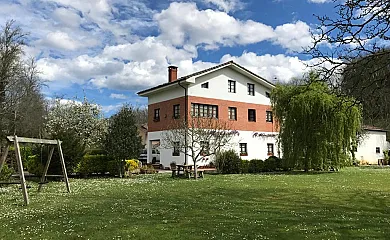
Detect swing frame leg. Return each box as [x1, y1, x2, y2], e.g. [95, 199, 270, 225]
[0, 144, 10, 174]
[14, 136, 29, 205]
[57, 140, 70, 193]
[38, 146, 55, 192]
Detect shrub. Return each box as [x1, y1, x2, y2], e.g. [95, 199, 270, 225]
[240, 160, 250, 173]
[125, 159, 140, 172]
[215, 150, 241, 174]
[248, 159, 264, 173]
[25, 155, 44, 176]
[75, 154, 110, 176]
[140, 165, 158, 174]
[0, 165, 15, 181]
[264, 156, 282, 172]
[107, 160, 121, 176]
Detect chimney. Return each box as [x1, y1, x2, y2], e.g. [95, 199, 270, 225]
[168, 66, 178, 82]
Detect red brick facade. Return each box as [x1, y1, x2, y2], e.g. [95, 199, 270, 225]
[148, 96, 277, 132]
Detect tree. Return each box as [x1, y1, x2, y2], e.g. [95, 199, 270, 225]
[0, 20, 46, 140]
[271, 72, 362, 171]
[161, 116, 236, 179]
[341, 49, 390, 129]
[105, 105, 143, 177]
[308, 1, 390, 93]
[45, 97, 107, 173]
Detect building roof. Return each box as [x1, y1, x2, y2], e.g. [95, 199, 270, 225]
[137, 61, 275, 96]
[363, 125, 387, 132]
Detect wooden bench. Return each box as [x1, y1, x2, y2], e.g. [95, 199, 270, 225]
[187, 169, 205, 179]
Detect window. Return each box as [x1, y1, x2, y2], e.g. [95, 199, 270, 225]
[266, 111, 273, 122]
[173, 142, 180, 156]
[173, 104, 180, 119]
[228, 107, 237, 120]
[154, 108, 160, 121]
[228, 80, 236, 93]
[266, 92, 271, 98]
[191, 103, 218, 118]
[240, 143, 247, 156]
[267, 143, 274, 155]
[376, 147, 380, 153]
[200, 141, 210, 155]
[248, 83, 255, 96]
[201, 82, 209, 88]
[248, 109, 256, 122]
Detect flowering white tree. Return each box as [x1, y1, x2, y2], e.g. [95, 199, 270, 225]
[45, 97, 107, 172]
[46, 97, 107, 148]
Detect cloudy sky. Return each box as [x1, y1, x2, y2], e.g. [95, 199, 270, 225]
[0, 0, 338, 115]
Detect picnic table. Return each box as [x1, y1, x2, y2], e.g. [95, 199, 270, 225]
[176, 164, 192, 176]
[173, 164, 204, 178]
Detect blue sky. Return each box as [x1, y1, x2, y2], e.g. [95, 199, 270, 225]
[0, 0, 338, 115]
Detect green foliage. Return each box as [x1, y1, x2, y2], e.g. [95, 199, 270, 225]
[105, 105, 143, 162]
[75, 154, 111, 176]
[107, 160, 121, 176]
[25, 155, 44, 176]
[264, 157, 278, 172]
[271, 72, 362, 171]
[0, 165, 14, 181]
[240, 160, 250, 173]
[248, 159, 264, 173]
[215, 150, 241, 174]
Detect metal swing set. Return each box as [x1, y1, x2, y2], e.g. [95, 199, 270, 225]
[0, 135, 70, 205]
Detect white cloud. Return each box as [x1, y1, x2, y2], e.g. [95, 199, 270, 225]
[102, 37, 197, 64]
[110, 93, 128, 99]
[155, 2, 313, 52]
[203, 0, 244, 12]
[101, 104, 122, 113]
[273, 21, 313, 52]
[52, 7, 82, 28]
[220, 52, 315, 82]
[37, 31, 88, 51]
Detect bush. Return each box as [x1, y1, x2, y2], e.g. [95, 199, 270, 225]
[249, 159, 264, 173]
[264, 156, 282, 172]
[25, 155, 44, 176]
[75, 154, 110, 176]
[125, 159, 140, 173]
[240, 160, 250, 173]
[140, 165, 158, 174]
[0, 164, 15, 181]
[215, 150, 241, 174]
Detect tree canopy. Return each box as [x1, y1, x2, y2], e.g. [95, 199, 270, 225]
[105, 105, 143, 162]
[271, 72, 362, 171]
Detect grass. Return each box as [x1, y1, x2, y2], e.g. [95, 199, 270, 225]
[1, 167, 390, 239]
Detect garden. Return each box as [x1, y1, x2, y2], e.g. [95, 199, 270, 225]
[1, 167, 390, 239]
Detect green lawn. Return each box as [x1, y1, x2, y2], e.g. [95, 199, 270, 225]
[1, 168, 390, 239]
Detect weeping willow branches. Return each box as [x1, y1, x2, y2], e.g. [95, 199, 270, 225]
[271, 72, 362, 171]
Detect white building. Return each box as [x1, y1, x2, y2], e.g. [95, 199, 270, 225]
[137, 61, 279, 168]
[356, 126, 389, 164]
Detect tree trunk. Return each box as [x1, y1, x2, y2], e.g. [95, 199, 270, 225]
[193, 162, 197, 180]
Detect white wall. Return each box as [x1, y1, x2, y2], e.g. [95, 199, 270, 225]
[148, 85, 186, 105]
[188, 67, 272, 105]
[147, 130, 279, 168]
[356, 130, 389, 164]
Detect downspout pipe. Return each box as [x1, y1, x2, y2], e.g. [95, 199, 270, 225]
[178, 80, 188, 165]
